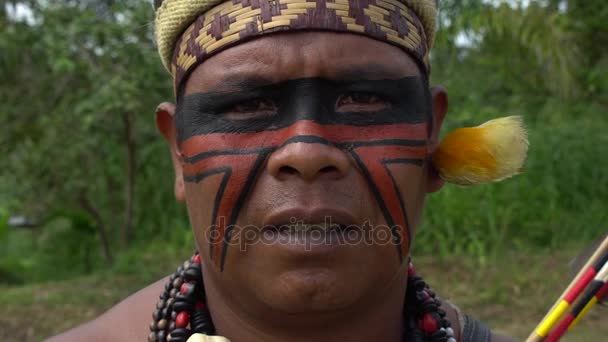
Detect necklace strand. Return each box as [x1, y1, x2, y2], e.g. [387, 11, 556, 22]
[149, 253, 456, 342]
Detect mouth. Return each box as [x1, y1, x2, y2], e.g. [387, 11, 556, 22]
[257, 208, 360, 253]
[274, 222, 344, 234]
[262, 207, 358, 233]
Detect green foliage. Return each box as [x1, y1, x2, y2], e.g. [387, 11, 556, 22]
[2, 1, 184, 280]
[418, 0, 608, 260]
[1, 0, 607, 284]
[416, 110, 608, 260]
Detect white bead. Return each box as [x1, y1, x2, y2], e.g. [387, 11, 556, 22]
[446, 327, 454, 336]
[447, 338, 457, 342]
[187, 333, 231, 342]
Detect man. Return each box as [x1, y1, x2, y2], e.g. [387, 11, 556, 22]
[50, 0, 525, 341]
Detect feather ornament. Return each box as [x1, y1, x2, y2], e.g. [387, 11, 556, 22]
[431, 116, 529, 185]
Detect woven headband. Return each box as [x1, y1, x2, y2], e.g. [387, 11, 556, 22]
[154, 0, 437, 91]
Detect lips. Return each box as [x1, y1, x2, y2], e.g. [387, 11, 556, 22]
[275, 222, 342, 234]
[262, 207, 359, 233]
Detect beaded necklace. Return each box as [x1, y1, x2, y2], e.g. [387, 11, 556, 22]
[149, 253, 456, 342]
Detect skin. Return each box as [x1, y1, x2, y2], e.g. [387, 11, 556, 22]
[48, 32, 516, 342]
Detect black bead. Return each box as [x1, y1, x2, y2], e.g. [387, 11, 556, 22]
[170, 328, 191, 338]
[157, 330, 167, 342]
[176, 293, 195, 304]
[161, 307, 171, 318]
[192, 321, 213, 333]
[183, 283, 198, 297]
[183, 267, 201, 281]
[153, 309, 161, 321]
[422, 302, 439, 312]
[173, 300, 193, 312]
[192, 310, 211, 320]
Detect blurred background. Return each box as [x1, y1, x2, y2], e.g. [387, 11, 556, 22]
[1, 0, 606, 341]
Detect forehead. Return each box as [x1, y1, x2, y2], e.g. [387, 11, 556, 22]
[183, 31, 422, 95]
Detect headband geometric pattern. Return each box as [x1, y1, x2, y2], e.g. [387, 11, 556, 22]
[154, 0, 438, 90]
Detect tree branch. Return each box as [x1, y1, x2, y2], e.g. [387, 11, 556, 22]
[78, 190, 113, 265]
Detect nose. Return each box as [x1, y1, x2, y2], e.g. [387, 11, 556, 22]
[267, 141, 350, 181]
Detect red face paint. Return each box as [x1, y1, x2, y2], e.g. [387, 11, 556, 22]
[176, 77, 431, 269]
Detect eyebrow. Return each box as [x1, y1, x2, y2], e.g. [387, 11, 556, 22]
[200, 63, 412, 94]
[331, 63, 412, 80]
[204, 74, 276, 94]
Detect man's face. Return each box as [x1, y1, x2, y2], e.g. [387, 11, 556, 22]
[159, 32, 446, 317]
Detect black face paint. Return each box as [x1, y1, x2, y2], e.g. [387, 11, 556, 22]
[176, 76, 432, 270]
[176, 77, 430, 140]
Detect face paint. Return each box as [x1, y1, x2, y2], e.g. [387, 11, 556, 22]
[176, 76, 431, 270]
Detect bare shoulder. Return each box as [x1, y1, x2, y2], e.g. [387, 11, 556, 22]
[490, 333, 519, 342]
[46, 276, 168, 342]
[438, 298, 518, 342]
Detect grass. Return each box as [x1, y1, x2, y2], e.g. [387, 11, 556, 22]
[417, 248, 607, 341]
[1, 247, 606, 342]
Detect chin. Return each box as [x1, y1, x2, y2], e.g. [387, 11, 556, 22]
[238, 238, 400, 315]
[258, 267, 360, 314]
[202, 220, 405, 321]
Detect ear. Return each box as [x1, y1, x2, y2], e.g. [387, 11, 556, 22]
[427, 86, 448, 193]
[156, 102, 185, 202]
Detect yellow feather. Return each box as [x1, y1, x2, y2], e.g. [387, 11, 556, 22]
[431, 116, 529, 185]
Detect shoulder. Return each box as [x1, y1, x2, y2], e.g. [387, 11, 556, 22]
[46, 276, 169, 342]
[491, 333, 519, 342]
[440, 299, 518, 342]
[460, 314, 518, 342]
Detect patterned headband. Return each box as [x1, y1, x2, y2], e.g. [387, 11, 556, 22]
[154, 0, 438, 91]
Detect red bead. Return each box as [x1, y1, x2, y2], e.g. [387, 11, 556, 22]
[175, 311, 190, 328]
[408, 263, 416, 277]
[195, 301, 206, 310]
[420, 313, 438, 333]
[180, 283, 190, 295]
[192, 254, 201, 264]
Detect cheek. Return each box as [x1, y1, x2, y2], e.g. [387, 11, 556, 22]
[349, 143, 427, 259]
[385, 162, 427, 235]
[183, 173, 226, 254]
[181, 136, 270, 269]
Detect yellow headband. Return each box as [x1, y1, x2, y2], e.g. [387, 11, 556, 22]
[154, 0, 437, 73]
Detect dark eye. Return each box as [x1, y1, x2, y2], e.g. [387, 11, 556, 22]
[335, 92, 390, 112]
[223, 99, 277, 120]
